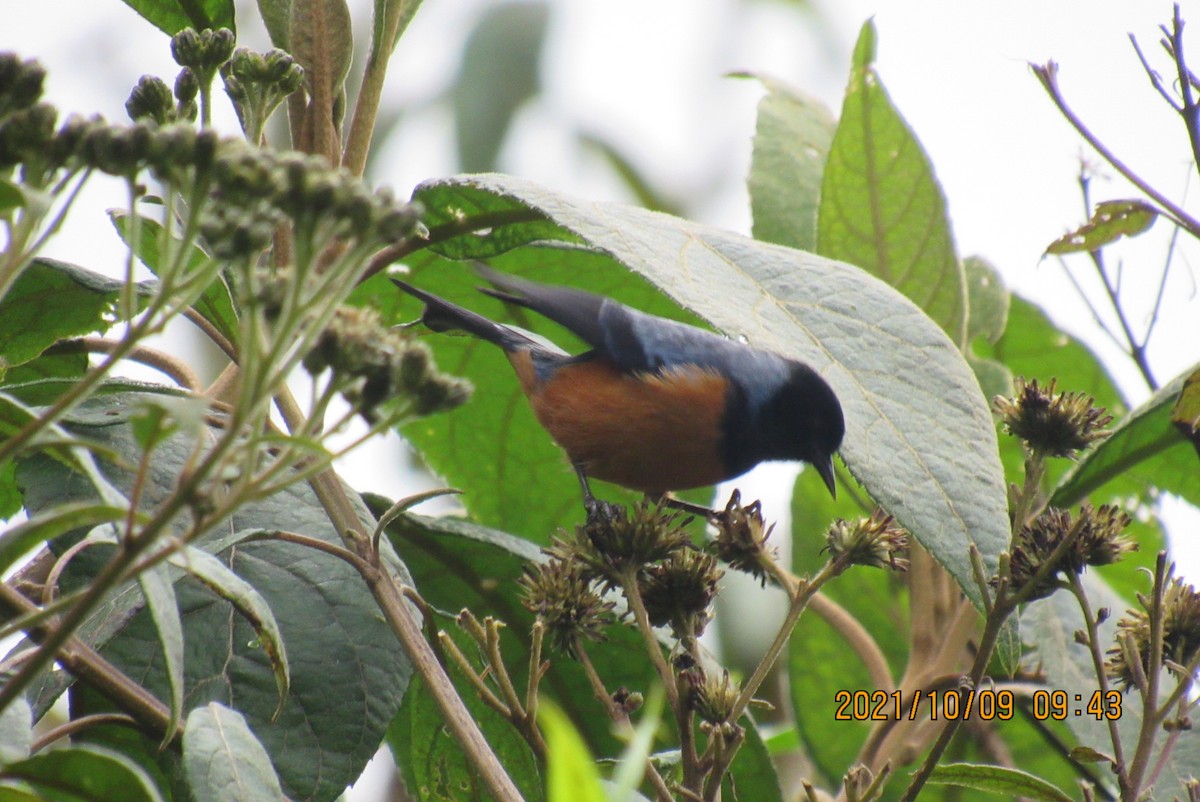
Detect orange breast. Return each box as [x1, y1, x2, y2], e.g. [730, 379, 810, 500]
[509, 353, 731, 495]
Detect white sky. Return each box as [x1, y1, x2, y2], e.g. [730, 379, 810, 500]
[4, 1, 1199, 797]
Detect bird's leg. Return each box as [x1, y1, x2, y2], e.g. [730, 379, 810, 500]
[574, 464, 623, 525]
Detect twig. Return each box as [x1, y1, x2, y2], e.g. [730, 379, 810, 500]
[1032, 61, 1200, 240]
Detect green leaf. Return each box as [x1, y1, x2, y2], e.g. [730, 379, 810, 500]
[409, 174, 1009, 607]
[257, 0, 291, 48]
[389, 660, 544, 802]
[540, 702, 607, 802]
[0, 502, 125, 576]
[0, 258, 133, 378]
[928, 762, 1075, 802]
[109, 210, 239, 347]
[1045, 199, 1157, 255]
[116, 0, 236, 36]
[136, 563, 187, 747]
[168, 544, 291, 720]
[290, 0, 355, 102]
[183, 703, 285, 802]
[1052, 365, 1200, 514]
[372, 0, 424, 55]
[1170, 367, 1200, 455]
[0, 698, 31, 764]
[453, 2, 549, 173]
[817, 20, 967, 346]
[17, 394, 409, 801]
[723, 720, 783, 802]
[743, 72, 836, 252]
[964, 256, 1009, 346]
[0, 743, 166, 802]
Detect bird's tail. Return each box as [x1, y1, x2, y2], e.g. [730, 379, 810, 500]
[391, 277, 534, 352]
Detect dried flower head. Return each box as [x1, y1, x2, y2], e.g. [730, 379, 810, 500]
[640, 549, 723, 637]
[1008, 504, 1136, 601]
[994, 377, 1113, 458]
[560, 500, 692, 588]
[825, 509, 909, 572]
[684, 668, 741, 734]
[519, 557, 615, 654]
[709, 489, 775, 585]
[1106, 577, 1200, 689]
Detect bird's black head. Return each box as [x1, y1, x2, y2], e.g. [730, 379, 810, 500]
[721, 360, 845, 497]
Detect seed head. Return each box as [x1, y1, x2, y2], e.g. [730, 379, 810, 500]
[1106, 577, 1200, 689]
[561, 500, 692, 588]
[709, 489, 776, 585]
[994, 377, 1112, 458]
[1008, 504, 1135, 601]
[519, 557, 615, 654]
[640, 549, 723, 638]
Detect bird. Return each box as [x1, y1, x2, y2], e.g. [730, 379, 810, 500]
[391, 267, 845, 517]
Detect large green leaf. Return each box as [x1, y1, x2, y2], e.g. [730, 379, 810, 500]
[817, 21, 966, 346]
[17, 393, 409, 802]
[0, 743, 165, 802]
[0, 258, 135, 380]
[1052, 365, 1200, 510]
[117, 0, 236, 36]
[407, 174, 1009, 607]
[745, 73, 836, 253]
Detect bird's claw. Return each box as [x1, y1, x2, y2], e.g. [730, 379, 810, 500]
[584, 496, 624, 527]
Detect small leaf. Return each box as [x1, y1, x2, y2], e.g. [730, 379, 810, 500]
[818, 19, 967, 346]
[136, 563, 186, 747]
[109, 210, 239, 347]
[0, 743, 166, 802]
[928, 762, 1075, 802]
[169, 544, 291, 719]
[116, 0, 236, 36]
[1170, 367, 1200, 456]
[1045, 199, 1157, 255]
[743, 72, 836, 253]
[0, 501, 126, 577]
[1068, 745, 1116, 764]
[372, 0, 424, 55]
[964, 256, 1009, 345]
[540, 702, 607, 802]
[183, 703, 285, 802]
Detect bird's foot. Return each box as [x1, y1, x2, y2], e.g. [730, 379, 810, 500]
[583, 496, 625, 527]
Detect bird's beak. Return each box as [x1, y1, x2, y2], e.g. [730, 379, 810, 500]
[814, 455, 837, 499]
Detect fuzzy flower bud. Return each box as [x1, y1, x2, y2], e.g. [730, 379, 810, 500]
[553, 500, 692, 589]
[126, 75, 175, 124]
[825, 509, 910, 572]
[0, 53, 46, 121]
